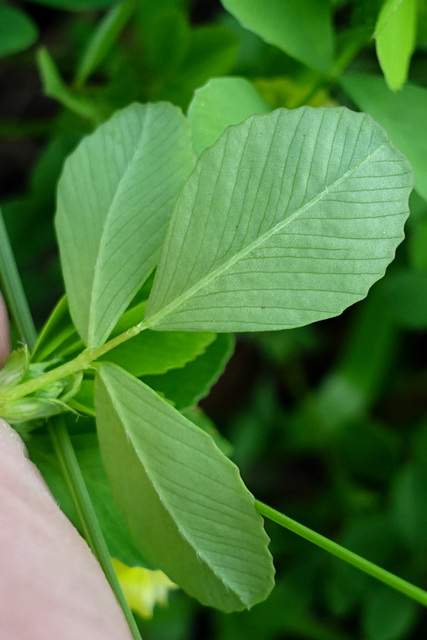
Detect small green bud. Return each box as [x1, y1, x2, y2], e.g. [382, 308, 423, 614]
[0, 396, 72, 424]
[35, 372, 83, 402]
[37, 380, 67, 399]
[26, 359, 61, 379]
[0, 347, 29, 390]
[60, 371, 83, 403]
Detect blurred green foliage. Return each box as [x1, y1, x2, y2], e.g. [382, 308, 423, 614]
[1, 0, 427, 637]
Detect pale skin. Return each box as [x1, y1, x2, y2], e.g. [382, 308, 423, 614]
[0, 292, 133, 640]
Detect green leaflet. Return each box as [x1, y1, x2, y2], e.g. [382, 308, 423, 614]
[55, 102, 195, 348]
[95, 363, 274, 611]
[220, 0, 334, 72]
[144, 107, 413, 332]
[100, 330, 215, 376]
[181, 406, 234, 457]
[188, 77, 272, 156]
[340, 74, 427, 202]
[27, 430, 151, 568]
[0, 6, 38, 58]
[375, 0, 416, 91]
[142, 333, 235, 409]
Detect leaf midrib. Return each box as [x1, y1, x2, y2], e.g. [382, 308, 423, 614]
[101, 368, 259, 605]
[145, 141, 387, 328]
[87, 110, 153, 345]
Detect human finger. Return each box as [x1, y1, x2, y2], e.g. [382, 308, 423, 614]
[0, 418, 134, 640]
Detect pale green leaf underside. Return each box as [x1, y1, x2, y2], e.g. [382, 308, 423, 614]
[144, 107, 413, 332]
[55, 102, 195, 347]
[95, 363, 274, 612]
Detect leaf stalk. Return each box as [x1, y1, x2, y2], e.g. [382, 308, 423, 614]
[0, 321, 149, 405]
[256, 500, 427, 608]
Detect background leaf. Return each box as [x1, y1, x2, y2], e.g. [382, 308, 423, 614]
[375, 0, 417, 91]
[340, 74, 427, 202]
[220, 0, 334, 72]
[142, 333, 235, 409]
[71, 333, 234, 415]
[188, 77, 272, 156]
[325, 514, 399, 617]
[75, 0, 135, 87]
[379, 269, 427, 328]
[145, 107, 412, 332]
[55, 102, 195, 347]
[95, 363, 274, 612]
[32, 296, 76, 362]
[26, 0, 118, 9]
[362, 583, 418, 640]
[100, 329, 215, 376]
[140, 8, 190, 82]
[37, 48, 99, 122]
[391, 463, 427, 552]
[0, 6, 38, 58]
[159, 24, 239, 109]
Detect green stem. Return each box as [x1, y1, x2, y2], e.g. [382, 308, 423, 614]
[48, 417, 141, 639]
[256, 500, 427, 608]
[0, 208, 38, 349]
[0, 211, 141, 638]
[0, 319, 148, 404]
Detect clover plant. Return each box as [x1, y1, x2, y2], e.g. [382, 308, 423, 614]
[0, 92, 422, 632]
[1, 1, 427, 638]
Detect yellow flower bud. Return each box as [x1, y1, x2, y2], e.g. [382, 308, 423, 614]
[112, 559, 178, 619]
